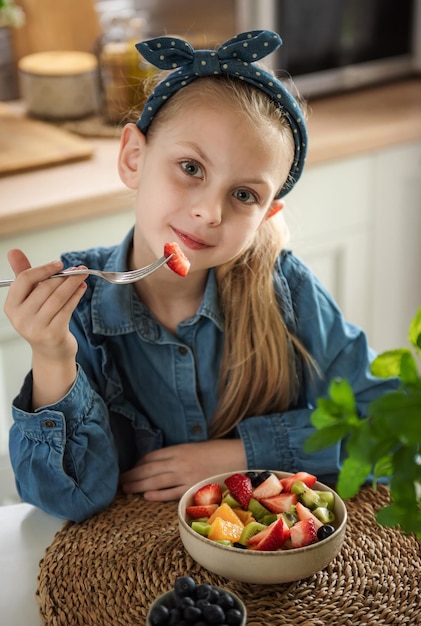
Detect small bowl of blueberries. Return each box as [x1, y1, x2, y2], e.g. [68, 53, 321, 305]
[146, 575, 246, 626]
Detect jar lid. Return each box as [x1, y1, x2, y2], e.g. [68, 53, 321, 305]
[18, 51, 98, 76]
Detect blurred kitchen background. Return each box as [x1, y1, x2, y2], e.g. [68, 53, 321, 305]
[0, 0, 420, 504]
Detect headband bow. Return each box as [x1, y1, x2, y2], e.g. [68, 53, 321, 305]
[136, 30, 308, 197]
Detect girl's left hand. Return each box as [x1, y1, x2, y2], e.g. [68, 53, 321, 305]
[119, 439, 247, 501]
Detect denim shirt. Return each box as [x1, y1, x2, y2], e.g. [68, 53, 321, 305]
[9, 229, 397, 521]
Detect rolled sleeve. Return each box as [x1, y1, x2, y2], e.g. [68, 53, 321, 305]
[9, 366, 119, 521]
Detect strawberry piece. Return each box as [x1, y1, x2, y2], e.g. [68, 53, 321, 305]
[289, 518, 317, 548]
[164, 242, 191, 277]
[295, 502, 324, 531]
[280, 471, 317, 492]
[193, 483, 223, 507]
[224, 473, 253, 509]
[252, 472, 282, 500]
[186, 504, 218, 519]
[254, 517, 291, 551]
[259, 493, 297, 514]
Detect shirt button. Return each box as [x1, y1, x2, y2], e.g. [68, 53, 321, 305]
[43, 419, 56, 429]
[178, 346, 188, 356]
[191, 423, 203, 435]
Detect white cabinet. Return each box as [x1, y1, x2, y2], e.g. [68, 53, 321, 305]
[285, 142, 421, 354]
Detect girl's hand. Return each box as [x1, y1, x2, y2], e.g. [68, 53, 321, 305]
[4, 249, 88, 407]
[119, 439, 247, 501]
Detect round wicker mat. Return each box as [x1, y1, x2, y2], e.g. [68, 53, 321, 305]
[37, 485, 420, 626]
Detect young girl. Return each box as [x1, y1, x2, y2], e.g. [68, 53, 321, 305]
[4, 31, 396, 522]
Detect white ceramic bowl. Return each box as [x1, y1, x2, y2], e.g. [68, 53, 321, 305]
[146, 586, 247, 626]
[178, 470, 347, 584]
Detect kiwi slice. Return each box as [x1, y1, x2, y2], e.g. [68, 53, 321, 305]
[222, 492, 240, 508]
[191, 521, 212, 537]
[238, 521, 267, 546]
[313, 507, 335, 524]
[314, 491, 335, 510]
[247, 498, 271, 521]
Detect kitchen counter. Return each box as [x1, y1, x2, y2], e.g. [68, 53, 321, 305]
[0, 78, 420, 238]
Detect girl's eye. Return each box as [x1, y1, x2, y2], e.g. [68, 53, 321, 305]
[233, 188, 258, 204]
[181, 160, 203, 178]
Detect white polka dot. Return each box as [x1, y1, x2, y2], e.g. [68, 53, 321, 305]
[159, 55, 165, 61]
[243, 42, 249, 47]
[201, 60, 207, 66]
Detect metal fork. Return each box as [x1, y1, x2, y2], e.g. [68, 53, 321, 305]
[0, 254, 173, 287]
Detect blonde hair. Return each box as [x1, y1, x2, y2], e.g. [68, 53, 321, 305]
[139, 74, 313, 438]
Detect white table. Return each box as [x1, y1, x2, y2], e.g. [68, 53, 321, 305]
[0, 503, 63, 626]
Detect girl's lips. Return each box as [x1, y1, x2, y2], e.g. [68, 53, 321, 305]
[172, 228, 212, 251]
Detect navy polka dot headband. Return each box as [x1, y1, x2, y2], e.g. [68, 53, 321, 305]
[135, 30, 308, 198]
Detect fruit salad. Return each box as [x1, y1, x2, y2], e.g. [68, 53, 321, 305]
[164, 242, 191, 277]
[186, 470, 337, 551]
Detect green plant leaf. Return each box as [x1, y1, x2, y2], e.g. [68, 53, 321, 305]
[373, 455, 393, 479]
[369, 391, 421, 444]
[408, 307, 421, 350]
[304, 423, 351, 453]
[310, 403, 342, 429]
[399, 351, 419, 383]
[371, 349, 413, 379]
[336, 457, 372, 499]
[328, 378, 357, 412]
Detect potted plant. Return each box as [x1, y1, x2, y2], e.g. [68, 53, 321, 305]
[0, 0, 25, 28]
[305, 308, 421, 540]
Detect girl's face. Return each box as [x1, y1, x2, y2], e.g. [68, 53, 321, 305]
[120, 91, 291, 275]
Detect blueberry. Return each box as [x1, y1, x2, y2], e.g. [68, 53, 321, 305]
[178, 596, 195, 609]
[317, 524, 336, 541]
[174, 576, 196, 598]
[196, 583, 214, 600]
[245, 471, 261, 487]
[183, 605, 202, 622]
[168, 608, 182, 625]
[232, 542, 247, 549]
[148, 603, 170, 626]
[217, 592, 235, 611]
[202, 603, 225, 624]
[196, 599, 211, 611]
[225, 608, 244, 625]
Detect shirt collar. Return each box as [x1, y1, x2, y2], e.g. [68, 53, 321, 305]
[91, 230, 224, 335]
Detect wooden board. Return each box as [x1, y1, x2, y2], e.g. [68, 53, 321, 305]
[0, 103, 94, 176]
[11, 0, 101, 60]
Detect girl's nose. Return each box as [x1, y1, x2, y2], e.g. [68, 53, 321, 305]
[192, 200, 222, 226]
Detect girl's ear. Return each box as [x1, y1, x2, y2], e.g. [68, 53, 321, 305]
[118, 123, 146, 189]
[266, 199, 285, 219]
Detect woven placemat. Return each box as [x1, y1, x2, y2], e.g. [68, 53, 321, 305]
[37, 485, 420, 626]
